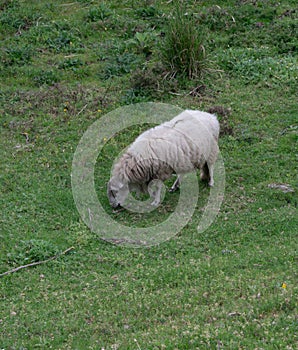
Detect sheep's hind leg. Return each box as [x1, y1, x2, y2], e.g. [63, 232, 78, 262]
[200, 162, 210, 182]
[200, 162, 215, 187]
[208, 163, 214, 187]
[169, 175, 182, 192]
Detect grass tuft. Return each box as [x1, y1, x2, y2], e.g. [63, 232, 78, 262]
[160, 2, 207, 79]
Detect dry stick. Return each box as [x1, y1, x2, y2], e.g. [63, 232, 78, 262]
[77, 103, 88, 116]
[0, 247, 74, 278]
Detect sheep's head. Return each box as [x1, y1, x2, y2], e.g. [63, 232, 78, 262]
[107, 177, 129, 209]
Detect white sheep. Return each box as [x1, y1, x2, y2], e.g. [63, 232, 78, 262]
[107, 110, 220, 209]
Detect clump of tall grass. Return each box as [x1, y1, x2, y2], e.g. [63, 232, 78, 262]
[160, 2, 207, 79]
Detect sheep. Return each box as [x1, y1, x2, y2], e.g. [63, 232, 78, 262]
[107, 110, 220, 209]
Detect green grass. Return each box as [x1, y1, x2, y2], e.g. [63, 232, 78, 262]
[159, 2, 207, 79]
[0, 0, 297, 349]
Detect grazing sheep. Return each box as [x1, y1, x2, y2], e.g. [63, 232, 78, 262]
[107, 110, 220, 209]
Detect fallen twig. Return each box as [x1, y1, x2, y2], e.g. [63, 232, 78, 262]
[21, 132, 30, 143]
[0, 247, 74, 278]
[77, 104, 88, 116]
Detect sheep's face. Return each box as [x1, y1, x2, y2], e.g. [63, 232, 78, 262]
[107, 178, 129, 208]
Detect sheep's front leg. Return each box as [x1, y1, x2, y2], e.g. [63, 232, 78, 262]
[208, 164, 214, 187]
[200, 162, 215, 187]
[148, 180, 163, 207]
[169, 175, 182, 192]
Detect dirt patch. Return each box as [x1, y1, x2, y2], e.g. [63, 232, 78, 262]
[207, 105, 234, 136]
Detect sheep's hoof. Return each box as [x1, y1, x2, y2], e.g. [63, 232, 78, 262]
[169, 186, 179, 193]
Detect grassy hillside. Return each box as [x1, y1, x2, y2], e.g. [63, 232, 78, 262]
[0, 0, 297, 349]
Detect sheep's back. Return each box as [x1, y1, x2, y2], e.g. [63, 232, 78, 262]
[129, 122, 217, 174]
[116, 110, 219, 183]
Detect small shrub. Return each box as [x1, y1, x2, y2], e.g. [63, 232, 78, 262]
[126, 31, 157, 56]
[159, 3, 207, 79]
[87, 4, 113, 22]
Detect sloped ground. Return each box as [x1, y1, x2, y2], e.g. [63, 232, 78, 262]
[0, 0, 297, 349]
